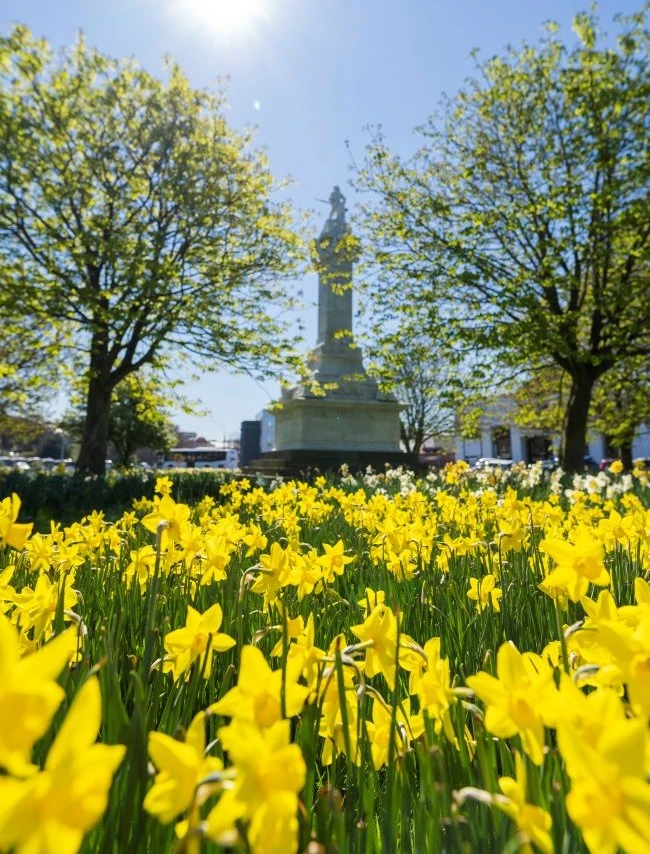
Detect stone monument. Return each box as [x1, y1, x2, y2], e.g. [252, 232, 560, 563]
[269, 187, 404, 466]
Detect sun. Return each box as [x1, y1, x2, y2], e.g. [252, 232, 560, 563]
[168, 0, 270, 40]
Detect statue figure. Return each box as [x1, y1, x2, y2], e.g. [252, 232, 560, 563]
[328, 185, 346, 224]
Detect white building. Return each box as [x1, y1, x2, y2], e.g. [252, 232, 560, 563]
[454, 397, 650, 465]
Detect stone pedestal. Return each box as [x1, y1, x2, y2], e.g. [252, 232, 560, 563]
[263, 186, 405, 469]
[275, 397, 401, 452]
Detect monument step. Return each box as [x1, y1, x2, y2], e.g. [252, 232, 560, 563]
[246, 449, 419, 478]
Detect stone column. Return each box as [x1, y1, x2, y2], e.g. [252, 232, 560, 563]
[309, 188, 365, 385]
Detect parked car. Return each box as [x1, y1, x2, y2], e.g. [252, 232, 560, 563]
[158, 460, 186, 469]
[599, 458, 617, 472]
[473, 457, 513, 470]
[540, 457, 559, 471]
[0, 456, 32, 471]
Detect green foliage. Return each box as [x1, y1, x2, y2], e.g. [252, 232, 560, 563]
[64, 366, 186, 467]
[0, 467, 256, 528]
[364, 328, 462, 453]
[107, 373, 177, 467]
[0, 311, 62, 429]
[356, 7, 650, 472]
[0, 26, 307, 475]
[591, 356, 650, 461]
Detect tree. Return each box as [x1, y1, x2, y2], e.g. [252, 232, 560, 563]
[355, 8, 650, 471]
[0, 26, 305, 475]
[590, 357, 650, 468]
[107, 373, 177, 467]
[0, 311, 61, 439]
[363, 328, 460, 454]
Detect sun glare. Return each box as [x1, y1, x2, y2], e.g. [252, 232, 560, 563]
[168, 0, 270, 40]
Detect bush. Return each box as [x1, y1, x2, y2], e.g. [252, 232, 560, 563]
[0, 468, 248, 528]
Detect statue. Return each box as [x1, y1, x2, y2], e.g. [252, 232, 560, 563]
[328, 185, 346, 224]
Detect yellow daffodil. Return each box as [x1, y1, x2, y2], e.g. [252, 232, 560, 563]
[594, 614, 650, 716]
[0, 564, 16, 614]
[351, 604, 403, 690]
[357, 587, 386, 615]
[0, 494, 33, 551]
[209, 644, 309, 727]
[163, 604, 236, 681]
[0, 676, 125, 854]
[466, 642, 556, 765]
[0, 616, 78, 776]
[144, 711, 225, 849]
[242, 523, 268, 556]
[496, 752, 553, 853]
[141, 495, 191, 542]
[251, 542, 292, 607]
[154, 476, 173, 495]
[123, 545, 157, 591]
[467, 574, 502, 613]
[411, 637, 461, 746]
[366, 697, 424, 769]
[206, 718, 306, 854]
[318, 539, 354, 583]
[540, 528, 609, 602]
[12, 571, 79, 641]
[319, 635, 360, 766]
[198, 534, 233, 585]
[558, 718, 650, 853]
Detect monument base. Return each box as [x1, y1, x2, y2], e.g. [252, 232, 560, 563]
[246, 447, 418, 478]
[274, 397, 402, 452]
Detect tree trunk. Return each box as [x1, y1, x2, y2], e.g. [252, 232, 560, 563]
[76, 326, 114, 476]
[620, 440, 633, 471]
[76, 374, 112, 475]
[561, 370, 596, 473]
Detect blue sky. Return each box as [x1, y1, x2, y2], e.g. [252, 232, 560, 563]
[1, 0, 640, 441]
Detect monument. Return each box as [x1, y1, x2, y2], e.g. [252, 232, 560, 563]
[255, 187, 407, 473]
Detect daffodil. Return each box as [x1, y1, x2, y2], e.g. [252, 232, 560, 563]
[366, 697, 424, 769]
[539, 528, 609, 602]
[144, 711, 226, 850]
[198, 533, 233, 585]
[0, 564, 16, 614]
[466, 642, 556, 765]
[496, 752, 553, 853]
[0, 493, 33, 551]
[123, 545, 157, 591]
[0, 676, 125, 854]
[163, 604, 236, 681]
[12, 571, 79, 641]
[0, 615, 78, 776]
[357, 587, 386, 615]
[467, 574, 502, 613]
[206, 718, 306, 854]
[318, 539, 354, 583]
[594, 614, 650, 716]
[270, 612, 325, 692]
[351, 603, 405, 690]
[457, 752, 552, 854]
[154, 475, 173, 495]
[251, 542, 292, 607]
[319, 635, 360, 766]
[411, 637, 460, 746]
[208, 644, 309, 727]
[242, 523, 268, 556]
[141, 494, 191, 542]
[558, 718, 650, 853]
